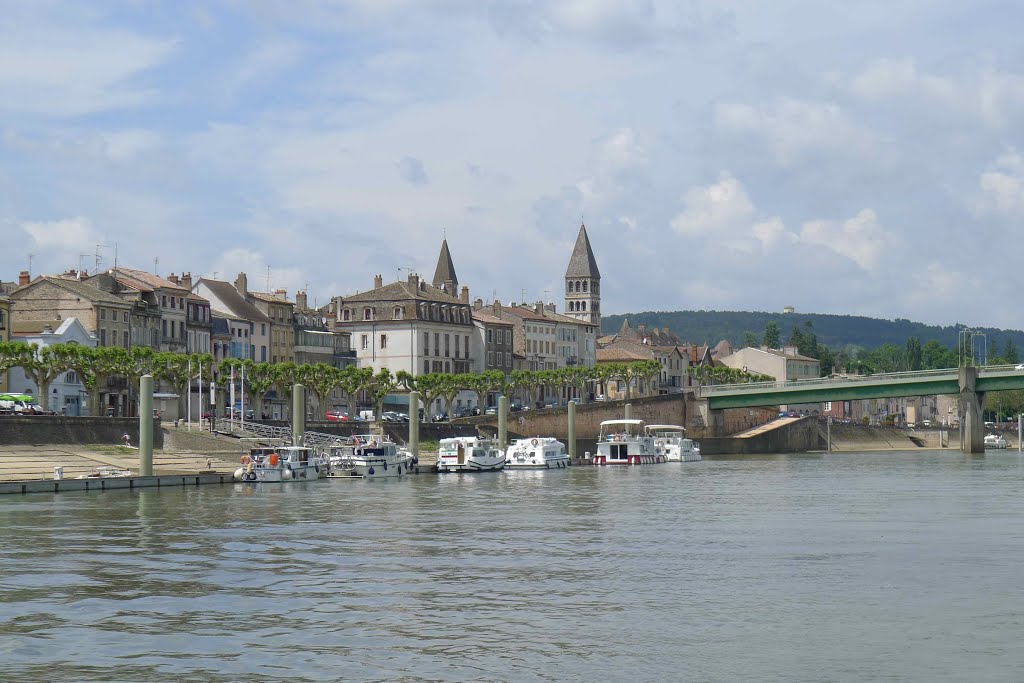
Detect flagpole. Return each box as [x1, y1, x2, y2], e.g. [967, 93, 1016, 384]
[241, 362, 245, 433]
[198, 358, 202, 432]
[230, 364, 235, 431]
[187, 356, 192, 432]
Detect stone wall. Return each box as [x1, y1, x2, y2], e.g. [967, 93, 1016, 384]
[0, 416, 163, 448]
[699, 417, 821, 455]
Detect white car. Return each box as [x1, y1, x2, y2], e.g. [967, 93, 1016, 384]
[1015, 364, 1024, 370]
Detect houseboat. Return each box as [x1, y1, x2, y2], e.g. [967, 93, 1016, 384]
[235, 446, 323, 482]
[436, 436, 505, 472]
[645, 424, 701, 462]
[327, 435, 415, 478]
[985, 433, 1009, 449]
[505, 437, 570, 469]
[594, 419, 666, 465]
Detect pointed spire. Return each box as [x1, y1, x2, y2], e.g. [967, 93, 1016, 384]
[565, 223, 601, 278]
[432, 239, 458, 291]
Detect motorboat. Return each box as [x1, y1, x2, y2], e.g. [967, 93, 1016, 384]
[76, 466, 132, 479]
[505, 437, 570, 469]
[984, 433, 1009, 449]
[645, 424, 701, 462]
[594, 419, 666, 465]
[436, 436, 505, 472]
[234, 446, 322, 482]
[326, 434, 415, 478]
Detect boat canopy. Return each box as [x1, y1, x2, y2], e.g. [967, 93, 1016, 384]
[645, 424, 686, 432]
[599, 419, 645, 427]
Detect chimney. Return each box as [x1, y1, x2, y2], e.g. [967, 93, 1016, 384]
[406, 273, 418, 290]
[296, 291, 308, 310]
[235, 272, 248, 297]
[374, 274, 384, 289]
[460, 286, 469, 304]
[274, 288, 287, 300]
[783, 345, 798, 357]
[534, 301, 543, 314]
[544, 302, 555, 314]
[19, 270, 30, 286]
[167, 273, 179, 285]
[493, 299, 502, 316]
[180, 272, 193, 290]
[473, 298, 483, 310]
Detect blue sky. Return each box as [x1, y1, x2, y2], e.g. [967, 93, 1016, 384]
[4, 1, 1024, 328]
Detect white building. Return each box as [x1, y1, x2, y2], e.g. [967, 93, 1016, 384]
[8, 318, 96, 415]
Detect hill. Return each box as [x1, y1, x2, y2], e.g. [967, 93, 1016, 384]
[601, 310, 1024, 353]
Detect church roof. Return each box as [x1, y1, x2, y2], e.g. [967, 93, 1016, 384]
[565, 223, 601, 279]
[432, 239, 458, 289]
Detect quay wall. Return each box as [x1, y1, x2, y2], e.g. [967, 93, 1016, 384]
[0, 416, 163, 448]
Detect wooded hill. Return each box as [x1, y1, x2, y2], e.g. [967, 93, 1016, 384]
[601, 310, 1024, 353]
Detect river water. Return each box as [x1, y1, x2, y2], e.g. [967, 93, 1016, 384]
[3, 450, 1024, 682]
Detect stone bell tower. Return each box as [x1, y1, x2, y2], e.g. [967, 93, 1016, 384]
[564, 223, 600, 326]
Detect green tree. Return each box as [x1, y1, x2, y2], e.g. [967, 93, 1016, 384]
[742, 331, 758, 348]
[1004, 339, 1020, 365]
[762, 320, 780, 349]
[244, 361, 277, 418]
[905, 337, 923, 371]
[366, 368, 399, 420]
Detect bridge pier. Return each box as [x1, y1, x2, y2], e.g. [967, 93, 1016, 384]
[959, 367, 985, 454]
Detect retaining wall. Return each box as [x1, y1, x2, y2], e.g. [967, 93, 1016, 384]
[0, 416, 163, 448]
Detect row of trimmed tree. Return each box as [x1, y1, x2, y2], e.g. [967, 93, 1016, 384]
[0, 342, 773, 421]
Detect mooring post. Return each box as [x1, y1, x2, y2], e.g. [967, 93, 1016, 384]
[827, 416, 832, 453]
[1018, 413, 1022, 453]
[498, 395, 508, 451]
[139, 374, 154, 476]
[568, 400, 577, 460]
[958, 366, 985, 454]
[292, 383, 306, 446]
[408, 390, 420, 459]
[624, 403, 632, 421]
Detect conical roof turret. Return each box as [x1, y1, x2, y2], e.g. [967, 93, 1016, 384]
[565, 223, 601, 279]
[432, 239, 458, 292]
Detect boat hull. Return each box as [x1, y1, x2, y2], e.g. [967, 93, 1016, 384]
[436, 457, 506, 472]
[593, 454, 666, 465]
[241, 464, 321, 482]
[350, 454, 415, 478]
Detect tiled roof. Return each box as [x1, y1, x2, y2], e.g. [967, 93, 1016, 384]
[15, 276, 132, 306]
[565, 223, 601, 279]
[472, 310, 514, 326]
[109, 267, 189, 293]
[597, 347, 650, 362]
[504, 305, 553, 323]
[341, 280, 463, 304]
[198, 279, 271, 323]
[248, 291, 293, 305]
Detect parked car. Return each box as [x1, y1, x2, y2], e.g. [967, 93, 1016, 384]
[509, 402, 525, 412]
[326, 410, 349, 422]
[594, 394, 606, 402]
[485, 406, 497, 415]
[433, 411, 448, 422]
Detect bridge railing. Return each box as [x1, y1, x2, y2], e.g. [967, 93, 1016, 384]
[698, 367, 963, 396]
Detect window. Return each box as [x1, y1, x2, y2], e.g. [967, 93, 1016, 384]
[444, 361, 450, 373]
[444, 334, 450, 357]
[162, 320, 167, 337]
[343, 309, 350, 322]
[162, 295, 167, 307]
[261, 324, 266, 335]
[170, 297, 176, 309]
[506, 352, 511, 366]
[363, 307, 372, 320]
[583, 281, 588, 292]
[380, 334, 387, 349]
[123, 311, 128, 322]
[361, 334, 369, 350]
[434, 333, 440, 356]
[424, 360, 430, 373]
[488, 351, 494, 366]
[123, 331, 129, 348]
[465, 335, 470, 356]
[424, 332, 430, 355]
[487, 329, 493, 343]
[100, 329, 107, 346]
[393, 306, 403, 320]
[100, 308, 106, 320]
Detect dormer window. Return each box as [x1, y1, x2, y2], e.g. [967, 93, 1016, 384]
[363, 307, 372, 321]
[343, 309, 350, 321]
[393, 306, 403, 320]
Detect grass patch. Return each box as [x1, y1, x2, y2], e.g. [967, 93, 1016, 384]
[86, 445, 137, 455]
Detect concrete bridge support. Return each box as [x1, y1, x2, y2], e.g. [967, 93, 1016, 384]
[959, 367, 985, 454]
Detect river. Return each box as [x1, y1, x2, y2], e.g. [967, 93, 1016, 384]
[2, 450, 1024, 681]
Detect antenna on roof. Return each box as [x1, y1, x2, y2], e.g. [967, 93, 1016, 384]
[28, 253, 34, 279]
[266, 266, 271, 292]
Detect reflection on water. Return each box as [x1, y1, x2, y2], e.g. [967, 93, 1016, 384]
[3, 451, 1024, 681]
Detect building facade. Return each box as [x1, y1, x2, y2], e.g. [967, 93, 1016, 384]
[564, 223, 601, 327]
[8, 318, 96, 415]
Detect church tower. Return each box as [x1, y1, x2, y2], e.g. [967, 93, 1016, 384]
[564, 223, 601, 326]
[432, 239, 458, 296]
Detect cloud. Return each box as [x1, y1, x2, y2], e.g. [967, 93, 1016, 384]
[798, 208, 896, 271]
[21, 217, 101, 252]
[973, 150, 1024, 217]
[396, 156, 429, 185]
[210, 248, 306, 296]
[670, 172, 755, 237]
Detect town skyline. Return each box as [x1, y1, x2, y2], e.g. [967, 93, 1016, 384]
[5, 2, 1024, 328]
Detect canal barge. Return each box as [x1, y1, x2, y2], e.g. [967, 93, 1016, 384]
[235, 446, 322, 482]
[594, 419, 666, 465]
[436, 436, 505, 472]
[505, 437, 570, 469]
[645, 424, 701, 462]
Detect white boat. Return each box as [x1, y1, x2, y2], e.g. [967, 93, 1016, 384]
[327, 434, 415, 478]
[76, 466, 132, 479]
[594, 419, 666, 465]
[645, 424, 701, 462]
[505, 437, 570, 469]
[235, 446, 323, 482]
[436, 436, 505, 472]
[985, 433, 1009, 449]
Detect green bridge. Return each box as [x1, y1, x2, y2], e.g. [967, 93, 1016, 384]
[700, 365, 1024, 453]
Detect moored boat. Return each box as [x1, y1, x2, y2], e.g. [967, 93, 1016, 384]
[594, 419, 666, 465]
[505, 437, 570, 469]
[327, 434, 415, 478]
[985, 433, 1009, 449]
[234, 446, 322, 482]
[436, 436, 505, 472]
[645, 424, 701, 462]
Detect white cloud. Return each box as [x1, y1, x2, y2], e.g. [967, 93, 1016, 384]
[714, 98, 881, 166]
[21, 217, 100, 252]
[670, 172, 755, 236]
[972, 150, 1024, 217]
[798, 208, 896, 271]
[210, 248, 306, 297]
[850, 57, 956, 102]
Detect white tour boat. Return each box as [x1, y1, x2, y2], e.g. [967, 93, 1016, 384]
[594, 419, 666, 465]
[505, 437, 570, 469]
[327, 434, 416, 478]
[436, 436, 505, 472]
[235, 446, 323, 482]
[984, 433, 1009, 449]
[645, 424, 701, 462]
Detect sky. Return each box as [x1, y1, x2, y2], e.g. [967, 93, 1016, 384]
[4, 0, 1024, 329]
